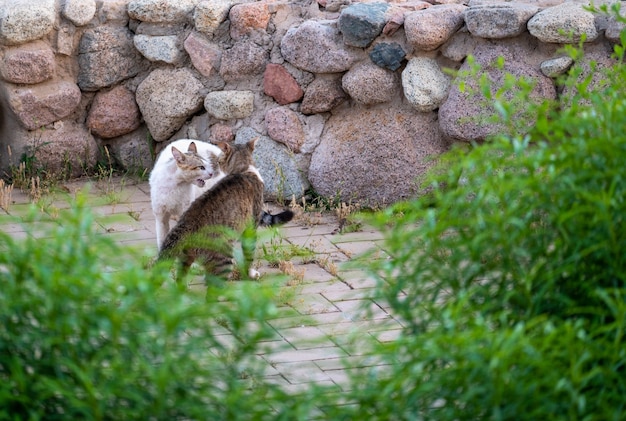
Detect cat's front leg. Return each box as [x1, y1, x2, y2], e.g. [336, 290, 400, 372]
[155, 213, 171, 249]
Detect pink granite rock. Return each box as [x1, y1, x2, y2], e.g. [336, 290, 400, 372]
[263, 64, 304, 105]
[7, 80, 82, 130]
[219, 41, 268, 82]
[301, 76, 347, 115]
[229, 2, 271, 40]
[210, 124, 234, 143]
[87, 86, 141, 139]
[183, 31, 221, 78]
[0, 41, 55, 84]
[309, 103, 447, 206]
[265, 107, 305, 153]
[439, 42, 557, 142]
[342, 61, 398, 105]
[14, 121, 99, 178]
[404, 4, 466, 51]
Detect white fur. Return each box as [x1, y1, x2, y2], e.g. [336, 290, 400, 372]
[246, 165, 264, 183]
[149, 139, 225, 249]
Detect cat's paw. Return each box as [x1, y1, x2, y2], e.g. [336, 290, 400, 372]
[248, 268, 261, 279]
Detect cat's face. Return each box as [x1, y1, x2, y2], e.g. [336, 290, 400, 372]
[171, 144, 215, 187]
[216, 138, 257, 175]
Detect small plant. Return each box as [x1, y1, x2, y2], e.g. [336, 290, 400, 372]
[335, 201, 363, 233]
[278, 260, 305, 286]
[272, 160, 287, 205]
[0, 179, 13, 211]
[260, 232, 316, 267]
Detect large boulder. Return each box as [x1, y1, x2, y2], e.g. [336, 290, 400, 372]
[439, 41, 557, 142]
[309, 104, 447, 206]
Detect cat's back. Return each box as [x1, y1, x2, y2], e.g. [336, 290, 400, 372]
[186, 172, 264, 227]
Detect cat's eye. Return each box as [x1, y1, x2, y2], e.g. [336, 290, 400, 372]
[198, 166, 205, 170]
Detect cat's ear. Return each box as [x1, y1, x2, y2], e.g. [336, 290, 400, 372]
[171, 146, 185, 163]
[216, 142, 231, 154]
[247, 137, 259, 152]
[187, 142, 197, 153]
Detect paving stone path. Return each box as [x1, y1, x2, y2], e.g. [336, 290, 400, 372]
[0, 177, 403, 394]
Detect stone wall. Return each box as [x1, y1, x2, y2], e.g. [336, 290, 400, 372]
[0, 0, 623, 206]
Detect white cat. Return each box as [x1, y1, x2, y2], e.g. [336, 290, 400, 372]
[149, 139, 225, 249]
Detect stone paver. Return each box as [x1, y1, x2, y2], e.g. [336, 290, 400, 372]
[0, 176, 400, 393]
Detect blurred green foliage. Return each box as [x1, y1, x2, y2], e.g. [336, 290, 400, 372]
[1, 8, 625, 420]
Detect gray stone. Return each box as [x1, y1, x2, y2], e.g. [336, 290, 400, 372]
[194, 0, 234, 37]
[439, 42, 557, 142]
[0, 0, 56, 46]
[402, 57, 451, 112]
[281, 20, 363, 73]
[309, 104, 447, 207]
[6, 80, 82, 131]
[404, 4, 467, 51]
[127, 0, 198, 23]
[78, 26, 145, 91]
[135, 22, 183, 36]
[540, 56, 574, 78]
[338, 2, 391, 48]
[265, 107, 305, 153]
[465, 3, 539, 39]
[0, 41, 55, 84]
[369, 42, 406, 71]
[133, 34, 185, 64]
[605, 8, 626, 43]
[441, 29, 477, 61]
[301, 76, 347, 115]
[235, 128, 308, 201]
[104, 126, 154, 172]
[528, 3, 599, 43]
[204, 90, 255, 120]
[219, 41, 268, 81]
[63, 0, 97, 27]
[135, 68, 205, 142]
[99, 0, 131, 24]
[342, 62, 398, 105]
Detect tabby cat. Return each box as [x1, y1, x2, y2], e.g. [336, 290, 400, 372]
[158, 138, 293, 281]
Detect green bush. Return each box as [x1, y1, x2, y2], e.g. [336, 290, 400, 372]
[342, 16, 626, 421]
[0, 194, 298, 420]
